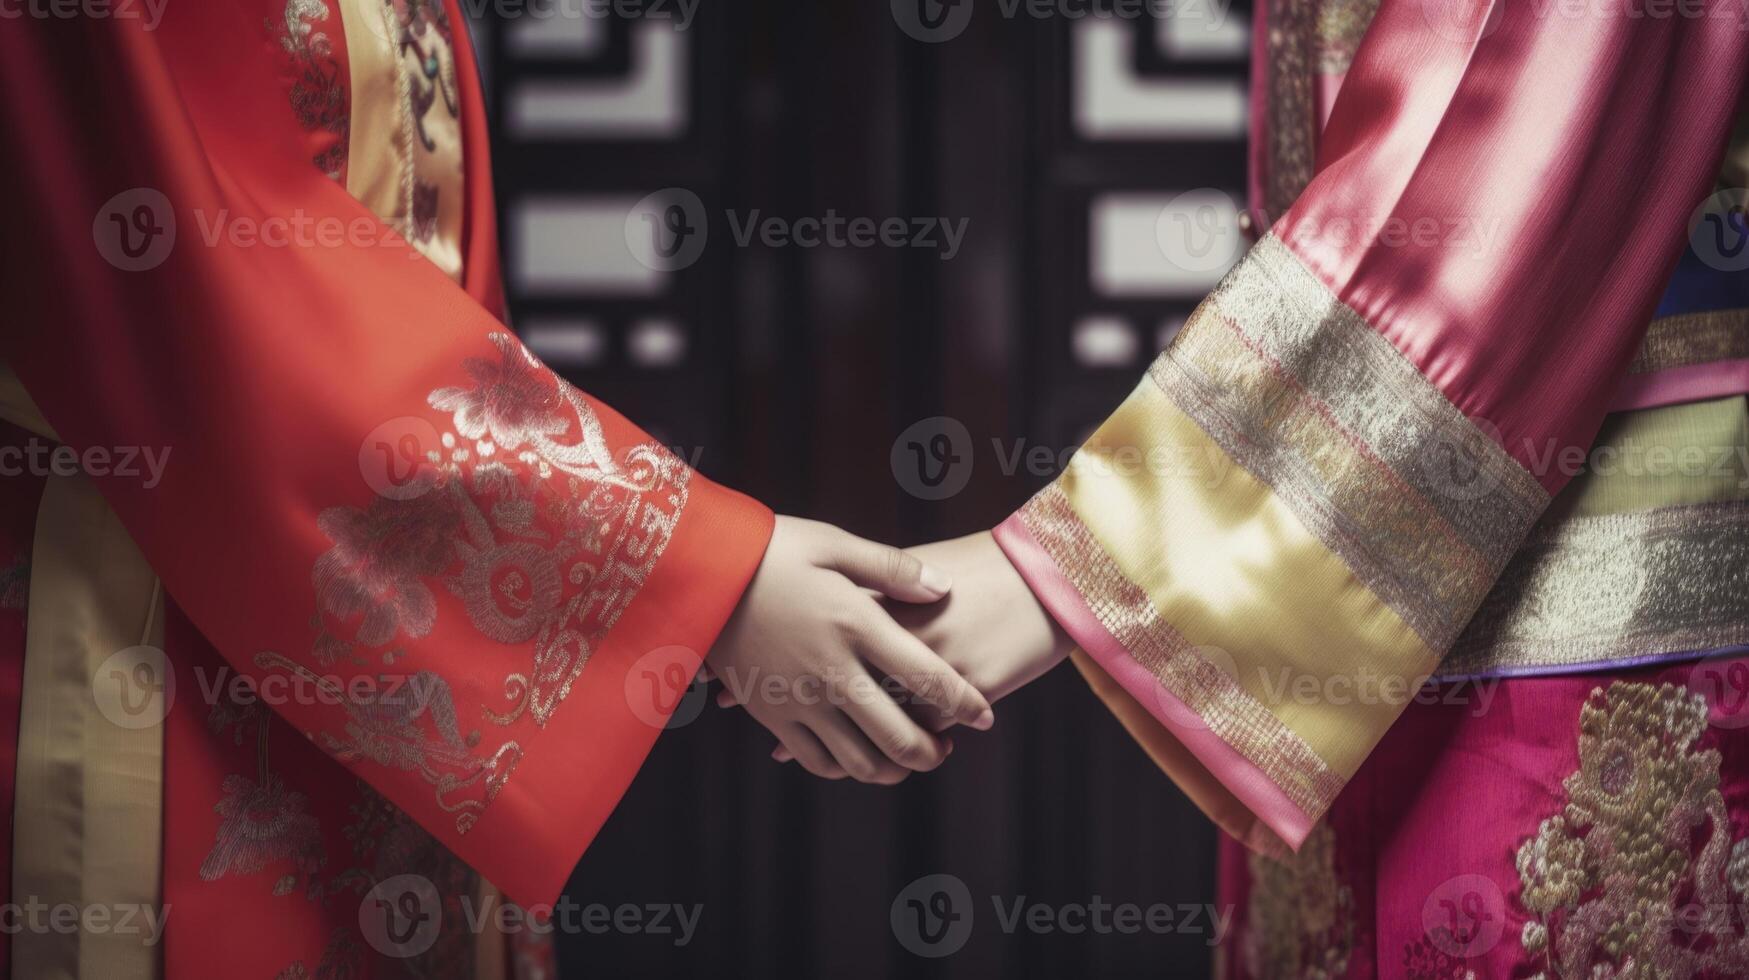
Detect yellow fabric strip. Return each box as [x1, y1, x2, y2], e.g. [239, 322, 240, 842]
[337, 0, 467, 282]
[1562, 395, 1749, 517]
[1057, 377, 1437, 785]
[11, 473, 164, 980]
[0, 372, 164, 980]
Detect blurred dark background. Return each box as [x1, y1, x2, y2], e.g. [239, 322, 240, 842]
[468, 1, 1253, 975]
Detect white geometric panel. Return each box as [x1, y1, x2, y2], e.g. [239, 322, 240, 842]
[1089, 191, 1240, 297]
[509, 21, 688, 138]
[512, 196, 668, 296]
[1073, 20, 1245, 139]
[522, 318, 610, 367]
[1157, 1, 1250, 59]
[627, 317, 688, 367]
[507, 0, 613, 56]
[1072, 315, 1140, 367]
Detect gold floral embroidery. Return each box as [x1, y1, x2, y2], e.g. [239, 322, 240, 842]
[1243, 822, 1355, 979]
[1515, 682, 1749, 979]
[271, 0, 351, 180]
[1400, 937, 1476, 980]
[288, 333, 689, 834]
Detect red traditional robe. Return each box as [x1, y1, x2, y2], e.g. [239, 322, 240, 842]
[0, 2, 773, 977]
[993, 0, 1749, 976]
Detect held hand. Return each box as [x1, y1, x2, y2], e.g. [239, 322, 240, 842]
[889, 531, 1072, 711]
[708, 517, 995, 784]
[760, 530, 1071, 763]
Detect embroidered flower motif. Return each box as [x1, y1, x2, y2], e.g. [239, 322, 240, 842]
[1514, 681, 1749, 979]
[429, 334, 569, 453]
[299, 334, 689, 835]
[270, 0, 350, 180]
[200, 774, 325, 882]
[1244, 822, 1355, 979]
[1400, 936, 1477, 980]
[451, 542, 564, 644]
[313, 490, 464, 648]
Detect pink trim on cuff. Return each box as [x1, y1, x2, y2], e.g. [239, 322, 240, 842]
[1610, 359, 1749, 412]
[992, 513, 1316, 852]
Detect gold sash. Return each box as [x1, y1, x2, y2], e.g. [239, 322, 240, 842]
[0, 366, 165, 980]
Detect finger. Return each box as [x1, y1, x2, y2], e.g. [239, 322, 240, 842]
[822, 529, 951, 603]
[697, 663, 716, 684]
[905, 697, 957, 733]
[716, 687, 738, 709]
[837, 672, 951, 772]
[812, 713, 910, 785]
[857, 614, 994, 730]
[779, 723, 846, 780]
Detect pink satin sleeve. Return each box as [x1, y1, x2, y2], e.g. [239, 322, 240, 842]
[1286, 1, 1749, 492]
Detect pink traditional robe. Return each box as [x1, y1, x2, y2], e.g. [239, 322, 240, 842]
[993, 0, 1749, 975]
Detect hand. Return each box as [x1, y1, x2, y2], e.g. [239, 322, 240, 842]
[708, 517, 995, 784]
[890, 531, 1072, 711]
[765, 530, 1071, 763]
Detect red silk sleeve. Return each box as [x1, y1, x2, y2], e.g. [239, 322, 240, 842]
[0, 8, 773, 906]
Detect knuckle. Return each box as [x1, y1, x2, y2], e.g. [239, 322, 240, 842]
[886, 731, 937, 770]
[911, 670, 949, 706]
[885, 548, 922, 586]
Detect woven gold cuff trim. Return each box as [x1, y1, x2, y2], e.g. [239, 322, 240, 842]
[1019, 484, 1346, 820]
[1629, 309, 1749, 376]
[1150, 234, 1548, 652]
[1443, 498, 1749, 676]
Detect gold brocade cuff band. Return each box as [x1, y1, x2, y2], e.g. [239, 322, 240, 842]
[1000, 234, 1546, 848]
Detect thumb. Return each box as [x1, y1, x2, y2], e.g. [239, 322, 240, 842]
[824, 530, 952, 603]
